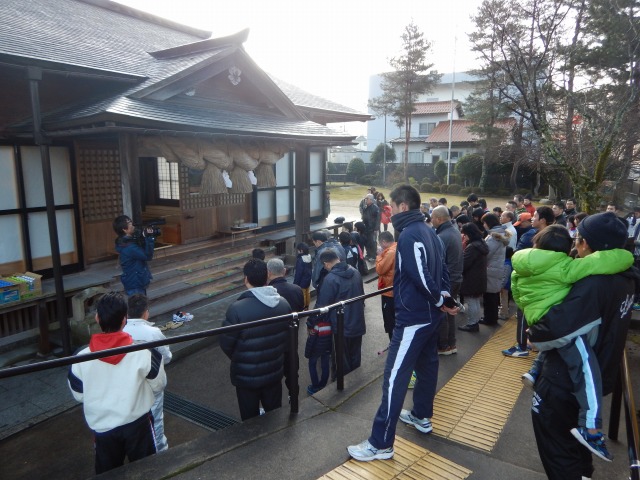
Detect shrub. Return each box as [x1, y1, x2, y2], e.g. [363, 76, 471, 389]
[433, 181, 441, 189]
[346, 157, 365, 182]
[360, 175, 376, 185]
[434, 160, 448, 183]
[439, 184, 448, 193]
[385, 169, 405, 187]
[459, 187, 472, 196]
[496, 189, 511, 196]
[420, 182, 433, 193]
[447, 183, 462, 194]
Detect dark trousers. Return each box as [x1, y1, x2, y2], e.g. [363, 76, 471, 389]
[483, 291, 500, 324]
[94, 412, 156, 475]
[531, 376, 594, 480]
[365, 231, 377, 258]
[309, 351, 330, 389]
[369, 318, 441, 449]
[381, 296, 396, 339]
[516, 309, 527, 349]
[235, 382, 282, 421]
[438, 282, 460, 348]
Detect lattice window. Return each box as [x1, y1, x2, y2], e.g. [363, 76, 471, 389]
[157, 157, 179, 200]
[77, 144, 122, 222]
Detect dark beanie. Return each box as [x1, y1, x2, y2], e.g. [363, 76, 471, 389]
[577, 212, 627, 251]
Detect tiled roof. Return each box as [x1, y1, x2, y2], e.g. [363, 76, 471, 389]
[426, 118, 515, 144]
[42, 96, 353, 140]
[0, 0, 206, 77]
[270, 76, 369, 118]
[0, 0, 361, 140]
[413, 101, 462, 115]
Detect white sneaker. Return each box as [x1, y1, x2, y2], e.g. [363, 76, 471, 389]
[399, 409, 433, 433]
[347, 439, 394, 462]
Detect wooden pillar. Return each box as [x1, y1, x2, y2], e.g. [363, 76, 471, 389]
[119, 133, 140, 223]
[294, 146, 310, 246]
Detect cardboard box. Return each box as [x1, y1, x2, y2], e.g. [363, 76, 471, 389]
[8, 272, 42, 300]
[0, 279, 20, 305]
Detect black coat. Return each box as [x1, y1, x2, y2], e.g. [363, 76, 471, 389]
[220, 288, 291, 389]
[460, 239, 489, 296]
[315, 262, 365, 337]
[269, 277, 304, 313]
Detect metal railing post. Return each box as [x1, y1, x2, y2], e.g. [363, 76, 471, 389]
[288, 312, 299, 414]
[622, 351, 640, 479]
[336, 303, 345, 391]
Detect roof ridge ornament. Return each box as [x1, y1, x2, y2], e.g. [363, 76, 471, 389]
[228, 66, 242, 86]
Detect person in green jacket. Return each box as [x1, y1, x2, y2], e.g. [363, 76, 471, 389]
[512, 221, 633, 461]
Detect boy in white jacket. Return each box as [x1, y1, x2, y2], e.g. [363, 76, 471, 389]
[124, 294, 171, 452]
[68, 292, 166, 474]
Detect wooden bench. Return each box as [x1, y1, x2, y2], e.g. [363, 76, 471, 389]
[218, 226, 261, 246]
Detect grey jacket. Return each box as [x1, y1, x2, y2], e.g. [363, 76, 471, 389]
[485, 225, 510, 293]
[436, 220, 463, 284]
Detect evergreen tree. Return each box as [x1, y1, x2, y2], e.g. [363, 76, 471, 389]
[368, 22, 441, 180]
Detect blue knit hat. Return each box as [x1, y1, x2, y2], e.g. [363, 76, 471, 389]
[577, 212, 627, 251]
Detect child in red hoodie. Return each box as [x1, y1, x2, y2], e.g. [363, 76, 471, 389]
[68, 292, 166, 474]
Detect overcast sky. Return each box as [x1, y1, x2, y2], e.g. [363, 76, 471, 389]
[116, 0, 485, 134]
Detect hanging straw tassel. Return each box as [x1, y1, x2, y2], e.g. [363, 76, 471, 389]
[200, 163, 227, 195]
[229, 166, 253, 193]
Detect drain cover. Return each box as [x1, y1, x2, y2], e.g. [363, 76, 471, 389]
[164, 391, 239, 431]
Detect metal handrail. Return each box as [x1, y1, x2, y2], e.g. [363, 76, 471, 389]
[0, 286, 392, 415]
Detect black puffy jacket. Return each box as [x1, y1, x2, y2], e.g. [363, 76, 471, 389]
[220, 287, 291, 389]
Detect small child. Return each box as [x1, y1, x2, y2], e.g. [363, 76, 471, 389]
[511, 224, 634, 462]
[339, 231, 359, 268]
[293, 242, 312, 310]
[305, 313, 332, 395]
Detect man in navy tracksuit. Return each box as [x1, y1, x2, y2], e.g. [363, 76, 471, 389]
[348, 185, 456, 461]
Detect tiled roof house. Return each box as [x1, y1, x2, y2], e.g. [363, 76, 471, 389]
[0, 0, 370, 278]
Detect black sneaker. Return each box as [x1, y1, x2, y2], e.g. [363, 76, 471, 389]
[458, 323, 479, 332]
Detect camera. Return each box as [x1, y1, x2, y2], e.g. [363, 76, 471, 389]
[132, 218, 165, 246]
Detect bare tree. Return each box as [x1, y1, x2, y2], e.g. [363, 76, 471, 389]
[469, 0, 640, 211]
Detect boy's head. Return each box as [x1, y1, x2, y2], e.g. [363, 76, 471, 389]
[379, 231, 394, 246]
[577, 212, 627, 252]
[96, 292, 128, 333]
[252, 248, 266, 261]
[113, 215, 133, 237]
[532, 224, 573, 255]
[338, 231, 352, 246]
[296, 242, 309, 254]
[243, 258, 268, 288]
[127, 294, 149, 319]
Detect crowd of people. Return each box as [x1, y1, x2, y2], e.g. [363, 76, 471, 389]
[346, 187, 640, 480]
[69, 192, 639, 478]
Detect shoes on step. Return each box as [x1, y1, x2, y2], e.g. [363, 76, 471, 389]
[173, 311, 194, 322]
[570, 427, 613, 462]
[399, 409, 433, 433]
[458, 323, 479, 332]
[438, 345, 457, 355]
[502, 344, 529, 357]
[347, 439, 394, 462]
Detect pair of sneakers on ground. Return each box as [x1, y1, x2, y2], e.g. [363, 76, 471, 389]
[521, 367, 613, 462]
[347, 409, 432, 461]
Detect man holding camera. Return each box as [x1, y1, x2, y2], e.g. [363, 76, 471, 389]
[113, 215, 156, 296]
